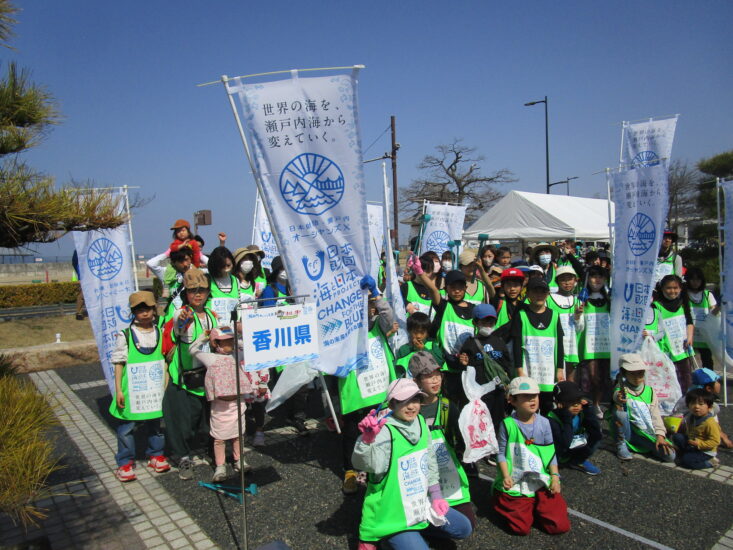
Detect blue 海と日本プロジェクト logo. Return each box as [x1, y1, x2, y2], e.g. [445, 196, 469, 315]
[87, 238, 124, 280]
[627, 213, 656, 256]
[631, 150, 660, 168]
[279, 153, 344, 215]
[425, 230, 450, 252]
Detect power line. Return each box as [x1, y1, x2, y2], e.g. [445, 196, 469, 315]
[362, 125, 390, 156]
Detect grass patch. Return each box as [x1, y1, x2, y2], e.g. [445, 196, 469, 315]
[0, 315, 93, 349]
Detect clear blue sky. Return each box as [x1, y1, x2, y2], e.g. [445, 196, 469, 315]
[14, 0, 733, 258]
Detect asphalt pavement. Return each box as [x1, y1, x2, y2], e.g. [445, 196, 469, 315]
[52, 363, 733, 550]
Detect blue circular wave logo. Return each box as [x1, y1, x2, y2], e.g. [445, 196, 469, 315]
[279, 153, 344, 215]
[87, 238, 124, 280]
[425, 230, 450, 253]
[627, 213, 656, 256]
[632, 150, 659, 168]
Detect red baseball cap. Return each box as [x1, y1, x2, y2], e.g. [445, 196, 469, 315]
[500, 267, 525, 281]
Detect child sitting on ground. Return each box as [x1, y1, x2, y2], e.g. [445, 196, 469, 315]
[189, 326, 252, 482]
[493, 376, 570, 536]
[611, 353, 676, 463]
[688, 368, 733, 448]
[548, 381, 602, 475]
[110, 291, 170, 482]
[672, 388, 721, 469]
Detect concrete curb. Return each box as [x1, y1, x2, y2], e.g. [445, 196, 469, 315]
[2, 339, 98, 372]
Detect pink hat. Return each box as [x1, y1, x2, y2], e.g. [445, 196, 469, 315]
[209, 326, 234, 348]
[387, 378, 426, 403]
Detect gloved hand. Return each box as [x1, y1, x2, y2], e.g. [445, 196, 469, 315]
[358, 409, 387, 444]
[408, 254, 424, 276]
[360, 275, 379, 298]
[428, 484, 449, 515]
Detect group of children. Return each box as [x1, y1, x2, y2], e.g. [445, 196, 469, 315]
[105, 219, 727, 545]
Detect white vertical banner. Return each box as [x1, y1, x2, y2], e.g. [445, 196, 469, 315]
[620, 116, 678, 168]
[610, 164, 669, 375]
[226, 70, 370, 376]
[419, 202, 467, 255]
[252, 193, 279, 270]
[367, 202, 384, 283]
[72, 200, 136, 393]
[722, 180, 733, 360]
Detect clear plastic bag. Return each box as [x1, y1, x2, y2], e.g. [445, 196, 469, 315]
[458, 366, 499, 463]
[639, 336, 682, 416]
[265, 361, 319, 413]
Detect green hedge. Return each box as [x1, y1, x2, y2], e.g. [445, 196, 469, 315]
[0, 282, 80, 308]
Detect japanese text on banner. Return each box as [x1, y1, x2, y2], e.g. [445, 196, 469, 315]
[420, 202, 467, 255]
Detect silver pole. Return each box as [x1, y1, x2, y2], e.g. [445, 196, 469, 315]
[123, 185, 139, 291]
[717, 178, 728, 406]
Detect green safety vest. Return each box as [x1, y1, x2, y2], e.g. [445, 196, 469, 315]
[395, 340, 447, 375]
[404, 281, 433, 317]
[428, 399, 471, 505]
[207, 274, 240, 323]
[547, 410, 588, 463]
[109, 327, 165, 421]
[359, 416, 431, 541]
[610, 384, 666, 453]
[463, 278, 487, 305]
[645, 306, 660, 335]
[657, 302, 691, 362]
[547, 265, 558, 293]
[436, 301, 474, 367]
[519, 308, 560, 391]
[338, 322, 396, 415]
[689, 290, 712, 350]
[580, 300, 610, 360]
[493, 416, 555, 497]
[239, 280, 256, 300]
[495, 299, 513, 331]
[547, 294, 580, 363]
[654, 253, 677, 283]
[169, 308, 217, 396]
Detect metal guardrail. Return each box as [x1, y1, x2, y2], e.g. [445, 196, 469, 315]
[0, 303, 78, 321]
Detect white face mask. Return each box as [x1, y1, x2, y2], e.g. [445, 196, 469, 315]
[478, 326, 494, 337]
[433, 261, 441, 274]
[441, 261, 453, 271]
[240, 260, 254, 274]
[538, 253, 552, 266]
[277, 271, 288, 283]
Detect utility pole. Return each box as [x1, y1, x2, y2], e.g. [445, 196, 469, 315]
[390, 115, 400, 252]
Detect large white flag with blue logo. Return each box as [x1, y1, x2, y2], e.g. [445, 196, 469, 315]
[419, 202, 467, 256]
[73, 211, 136, 393]
[227, 71, 369, 376]
[620, 116, 678, 168]
[252, 193, 279, 271]
[367, 203, 385, 283]
[610, 164, 669, 374]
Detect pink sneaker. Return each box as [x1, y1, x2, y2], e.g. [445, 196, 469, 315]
[147, 455, 171, 473]
[116, 461, 137, 482]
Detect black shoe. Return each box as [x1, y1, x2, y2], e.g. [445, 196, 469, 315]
[288, 417, 308, 434]
[178, 457, 194, 480]
[75, 314, 85, 321]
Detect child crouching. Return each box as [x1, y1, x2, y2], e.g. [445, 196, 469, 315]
[493, 376, 570, 536]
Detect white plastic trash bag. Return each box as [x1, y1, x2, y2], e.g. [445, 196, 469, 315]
[639, 336, 682, 416]
[458, 367, 499, 463]
[266, 361, 319, 413]
[699, 312, 733, 369]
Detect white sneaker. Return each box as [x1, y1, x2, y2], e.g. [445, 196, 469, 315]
[233, 457, 252, 473]
[212, 464, 227, 482]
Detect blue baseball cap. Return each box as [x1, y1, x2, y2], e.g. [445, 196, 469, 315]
[473, 303, 497, 320]
[691, 368, 721, 387]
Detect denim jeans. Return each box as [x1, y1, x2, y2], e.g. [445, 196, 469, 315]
[672, 433, 713, 469]
[115, 419, 164, 467]
[613, 409, 675, 462]
[383, 507, 473, 550]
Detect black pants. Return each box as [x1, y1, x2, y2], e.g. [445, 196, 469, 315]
[695, 347, 713, 369]
[342, 407, 371, 471]
[162, 382, 210, 462]
[443, 371, 468, 409]
[482, 388, 507, 433]
[673, 433, 714, 469]
[245, 401, 267, 435]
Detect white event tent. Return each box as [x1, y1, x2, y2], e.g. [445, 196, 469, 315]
[463, 190, 615, 242]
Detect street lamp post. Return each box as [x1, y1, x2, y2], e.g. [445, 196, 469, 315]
[524, 96, 550, 194]
[549, 176, 579, 195]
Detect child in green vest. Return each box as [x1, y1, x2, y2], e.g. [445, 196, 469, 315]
[353, 378, 472, 549]
[493, 376, 570, 536]
[339, 275, 398, 495]
[408, 352, 475, 527]
[394, 312, 445, 377]
[400, 252, 439, 317]
[547, 266, 584, 383]
[510, 278, 565, 415]
[684, 267, 719, 368]
[655, 229, 683, 285]
[548, 381, 602, 475]
[457, 250, 495, 305]
[654, 274, 695, 393]
[164, 268, 218, 480]
[110, 291, 170, 482]
[492, 267, 526, 338]
[206, 247, 240, 324]
[147, 247, 194, 322]
[530, 242, 560, 292]
[611, 353, 676, 462]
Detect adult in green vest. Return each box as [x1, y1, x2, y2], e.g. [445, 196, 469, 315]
[353, 378, 473, 547]
[654, 274, 694, 393]
[110, 291, 170, 482]
[163, 268, 219, 480]
[530, 242, 561, 293]
[655, 229, 683, 286]
[457, 249, 495, 305]
[610, 353, 676, 462]
[340, 275, 398, 495]
[409, 255, 475, 405]
[233, 245, 269, 302]
[547, 266, 584, 383]
[493, 376, 570, 536]
[511, 278, 565, 415]
[206, 247, 240, 324]
[394, 312, 446, 377]
[684, 267, 719, 368]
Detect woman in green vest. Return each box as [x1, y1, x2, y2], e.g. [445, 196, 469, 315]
[684, 267, 719, 368]
[530, 242, 561, 293]
[578, 265, 611, 415]
[654, 274, 695, 393]
[339, 275, 398, 495]
[206, 247, 240, 324]
[233, 245, 269, 302]
[110, 291, 170, 482]
[163, 267, 218, 481]
[353, 378, 472, 548]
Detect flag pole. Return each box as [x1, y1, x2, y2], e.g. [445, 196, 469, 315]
[122, 185, 139, 291]
[717, 178, 728, 407]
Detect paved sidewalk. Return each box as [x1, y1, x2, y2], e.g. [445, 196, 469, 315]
[0, 369, 219, 550]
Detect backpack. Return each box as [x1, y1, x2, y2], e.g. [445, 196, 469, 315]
[473, 338, 511, 387]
